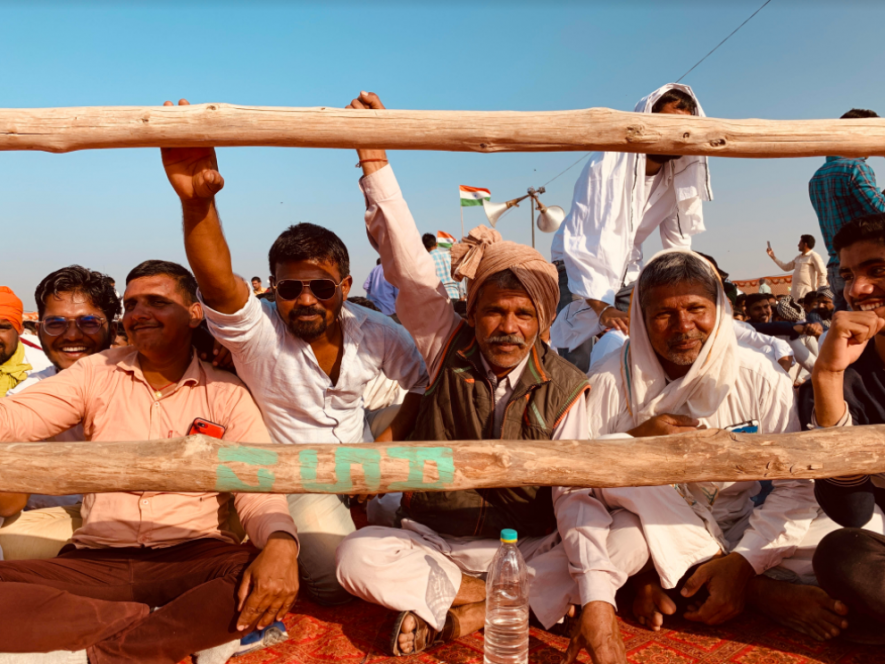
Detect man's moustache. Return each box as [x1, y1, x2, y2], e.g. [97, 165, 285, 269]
[289, 306, 325, 319]
[487, 334, 527, 347]
[666, 333, 706, 349]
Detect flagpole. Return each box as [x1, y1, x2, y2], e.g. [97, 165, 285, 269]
[460, 204, 465, 238]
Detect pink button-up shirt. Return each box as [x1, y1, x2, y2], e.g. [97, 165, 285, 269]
[0, 346, 298, 550]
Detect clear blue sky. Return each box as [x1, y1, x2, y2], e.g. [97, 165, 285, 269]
[3, 1, 884, 309]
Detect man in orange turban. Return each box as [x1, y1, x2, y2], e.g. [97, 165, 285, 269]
[0, 287, 32, 397]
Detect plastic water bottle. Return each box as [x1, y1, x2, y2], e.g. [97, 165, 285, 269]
[484, 528, 529, 664]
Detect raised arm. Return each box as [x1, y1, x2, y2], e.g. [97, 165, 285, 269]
[348, 91, 462, 374]
[766, 246, 795, 272]
[161, 99, 250, 314]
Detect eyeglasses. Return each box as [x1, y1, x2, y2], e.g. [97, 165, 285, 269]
[275, 279, 343, 301]
[41, 315, 107, 336]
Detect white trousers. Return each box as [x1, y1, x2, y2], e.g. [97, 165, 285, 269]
[597, 486, 885, 589]
[336, 511, 649, 631]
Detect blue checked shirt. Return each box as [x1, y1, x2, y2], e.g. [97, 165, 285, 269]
[809, 156, 885, 266]
[429, 247, 463, 300]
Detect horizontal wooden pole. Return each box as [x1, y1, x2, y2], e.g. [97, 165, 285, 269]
[1, 425, 884, 495]
[1, 104, 885, 157]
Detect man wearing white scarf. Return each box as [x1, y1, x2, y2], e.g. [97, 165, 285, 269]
[583, 250, 866, 642]
[550, 84, 713, 363]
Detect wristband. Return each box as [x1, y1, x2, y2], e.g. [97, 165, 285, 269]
[356, 159, 389, 168]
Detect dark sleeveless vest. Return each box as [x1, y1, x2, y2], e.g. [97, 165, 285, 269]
[400, 321, 590, 538]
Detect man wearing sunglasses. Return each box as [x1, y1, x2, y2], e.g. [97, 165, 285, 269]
[161, 99, 429, 607]
[0, 266, 120, 562]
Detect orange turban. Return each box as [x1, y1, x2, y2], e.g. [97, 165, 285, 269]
[451, 226, 559, 329]
[0, 287, 24, 334]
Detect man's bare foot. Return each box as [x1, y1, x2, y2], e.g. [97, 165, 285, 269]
[631, 570, 677, 632]
[748, 576, 849, 641]
[395, 601, 484, 655]
[396, 612, 420, 655]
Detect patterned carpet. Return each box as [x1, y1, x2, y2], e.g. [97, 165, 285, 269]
[189, 598, 881, 664]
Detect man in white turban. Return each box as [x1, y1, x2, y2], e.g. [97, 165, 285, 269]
[583, 249, 869, 642]
[550, 84, 713, 369]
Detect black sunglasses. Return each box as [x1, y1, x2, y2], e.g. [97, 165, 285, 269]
[275, 279, 343, 301]
[41, 315, 107, 336]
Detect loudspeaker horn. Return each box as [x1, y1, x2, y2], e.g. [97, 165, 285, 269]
[535, 201, 565, 233]
[483, 196, 527, 228]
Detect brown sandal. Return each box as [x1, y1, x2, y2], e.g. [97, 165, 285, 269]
[390, 610, 457, 656]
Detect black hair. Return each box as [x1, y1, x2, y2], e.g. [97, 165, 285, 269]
[251, 276, 262, 283]
[800, 234, 816, 249]
[268, 223, 350, 279]
[735, 293, 747, 306]
[745, 293, 771, 309]
[422, 233, 438, 251]
[35, 265, 121, 323]
[126, 260, 198, 304]
[841, 109, 879, 120]
[637, 252, 717, 310]
[652, 88, 697, 115]
[347, 296, 380, 313]
[833, 213, 885, 253]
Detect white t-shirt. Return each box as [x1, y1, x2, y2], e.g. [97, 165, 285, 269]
[201, 295, 429, 445]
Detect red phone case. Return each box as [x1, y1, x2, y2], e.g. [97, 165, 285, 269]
[188, 418, 226, 439]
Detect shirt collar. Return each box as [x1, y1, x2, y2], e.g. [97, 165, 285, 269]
[827, 155, 867, 163]
[116, 347, 203, 399]
[479, 351, 531, 391]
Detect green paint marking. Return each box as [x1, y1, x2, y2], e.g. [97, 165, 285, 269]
[218, 446, 279, 466]
[388, 446, 455, 490]
[215, 445, 279, 492]
[216, 465, 276, 492]
[299, 448, 382, 493]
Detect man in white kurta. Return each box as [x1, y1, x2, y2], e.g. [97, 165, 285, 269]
[583, 249, 868, 642]
[549, 83, 713, 363]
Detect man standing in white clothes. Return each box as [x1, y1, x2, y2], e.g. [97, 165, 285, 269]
[161, 99, 429, 606]
[549, 84, 713, 370]
[767, 234, 827, 300]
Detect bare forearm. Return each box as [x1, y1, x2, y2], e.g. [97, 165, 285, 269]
[811, 369, 847, 427]
[181, 200, 248, 313]
[375, 391, 423, 442]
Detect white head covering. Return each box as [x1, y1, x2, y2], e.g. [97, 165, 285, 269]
[622, 248, 737, 427]
[632, 83, 713, 233]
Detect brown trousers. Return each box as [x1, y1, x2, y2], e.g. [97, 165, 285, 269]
[0, 538, 259, 664]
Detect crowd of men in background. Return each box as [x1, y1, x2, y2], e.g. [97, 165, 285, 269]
[0, 88, 884, 664]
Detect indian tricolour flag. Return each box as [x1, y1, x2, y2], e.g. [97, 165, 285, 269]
[459, 185, 491, 207]
[437, 231, 456, 249]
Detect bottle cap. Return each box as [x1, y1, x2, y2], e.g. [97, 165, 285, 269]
[500, 528, 518, 543]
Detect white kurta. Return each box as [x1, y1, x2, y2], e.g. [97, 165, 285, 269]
[549, 83, 712, 352]
[586, 345, 825, 587]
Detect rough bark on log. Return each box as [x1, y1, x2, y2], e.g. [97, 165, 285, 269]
[1, 104, 885, 157]
[1, 426, 884, 495]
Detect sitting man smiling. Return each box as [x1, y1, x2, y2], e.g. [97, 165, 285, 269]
[0, 260, 300, 664]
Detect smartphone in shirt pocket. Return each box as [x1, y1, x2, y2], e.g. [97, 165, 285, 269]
[188, 418, 227, 439]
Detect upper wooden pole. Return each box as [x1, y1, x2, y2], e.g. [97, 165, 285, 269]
[2, 103, 885, 157]
[1, 425, 884, 495]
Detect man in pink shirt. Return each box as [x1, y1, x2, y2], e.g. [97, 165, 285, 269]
[0, 260, 300, 664]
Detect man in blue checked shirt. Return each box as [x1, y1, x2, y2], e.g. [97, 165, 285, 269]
[809, 108, 885, 311]
[423, 233, 464, 302]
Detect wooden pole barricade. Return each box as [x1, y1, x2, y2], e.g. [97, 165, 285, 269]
[2, 104, 885, 157]
[1, 426, 884, 495]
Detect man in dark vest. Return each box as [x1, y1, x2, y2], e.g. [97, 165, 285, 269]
[335, 93, 623, 664]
